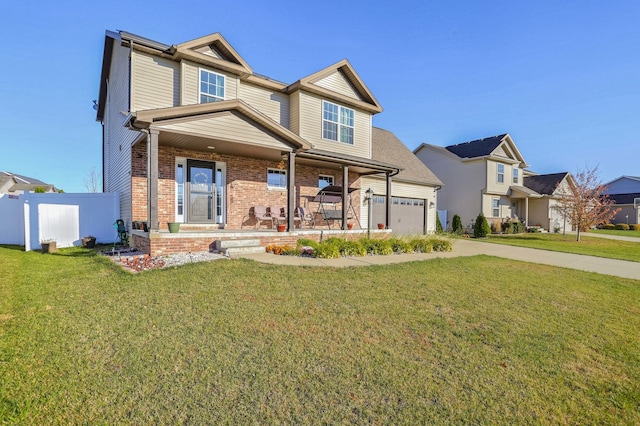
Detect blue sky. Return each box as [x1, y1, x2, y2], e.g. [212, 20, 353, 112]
[1, 1, 638, 192]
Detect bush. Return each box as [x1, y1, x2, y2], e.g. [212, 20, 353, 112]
[615, 223, 630, 230]
[388, 237, 414, 254]
[435, 213, 443, 234]
[360, 238, 393, 255]
[599, 224, 615, 230]
[431, 238, 453, 252]
[451, 214, 463, 235]
[409, 238, 433, 253]
[630, 224, 640, 231]
[502, 221, 524, 234]
[339, 240, 367, 257]
[473, 213, 491, 238]
[313, 244, 340, 258]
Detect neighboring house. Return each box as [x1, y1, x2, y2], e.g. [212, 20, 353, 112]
[522, 172, 575, 232]
[96, 30, 441, 254]
[0, 171, 57, 194]
[414, 134, 537, 229]
[602, 176, 640, 225]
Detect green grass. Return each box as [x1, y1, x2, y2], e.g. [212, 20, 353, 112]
[592, 229, 640, 238]
[1, 246, 639, 424]
[482, 233, 640, 262]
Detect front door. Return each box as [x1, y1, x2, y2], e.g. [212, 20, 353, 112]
[187, 160, 216, 223]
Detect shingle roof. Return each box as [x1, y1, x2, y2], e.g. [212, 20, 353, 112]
[372, 127, 443, 186]
[1, 171, 47, 185]
[608, 193, 640, 205]
[445, 134, 507, 159]
[524, 172, 569, 195]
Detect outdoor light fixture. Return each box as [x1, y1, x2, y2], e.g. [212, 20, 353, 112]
[364, 187, 373, 202]
[365, 188, 373, 238]
[429, 201, 435, 209]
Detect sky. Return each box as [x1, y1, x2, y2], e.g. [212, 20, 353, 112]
[1, 1, 638, 193]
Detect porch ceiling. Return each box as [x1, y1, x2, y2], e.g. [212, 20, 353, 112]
[509, 185, 542, 199]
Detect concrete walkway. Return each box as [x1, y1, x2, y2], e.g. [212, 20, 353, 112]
[237, 239, 640, 280]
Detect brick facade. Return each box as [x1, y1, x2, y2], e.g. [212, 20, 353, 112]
[131, 145, 363, 230]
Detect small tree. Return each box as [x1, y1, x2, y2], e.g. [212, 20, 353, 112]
[84, 167, 102, 193]
[473, 212, 491, 238]
[435, 212, 443, 233]
[452, 214, 463, 235]
[554, 166, 620, 241]
[34, 186, 46, 193]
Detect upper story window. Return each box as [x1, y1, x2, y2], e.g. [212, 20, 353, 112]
[513, 168, 519, 184]
[319, 175, 334, 189]
[267, 168, 287, 189]
[200, 69, 225, 103]
[322, 101, 354, 145]
[497, 163, 505, 183]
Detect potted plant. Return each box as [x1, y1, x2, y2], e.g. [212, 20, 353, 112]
[41, 239, 57, 253]
[81, 235, 96, 248]
[277, 224, 286, 232]
[347, 222, 354, 230]
[167, 222, 181, 233]
[377, 223, 385, 229]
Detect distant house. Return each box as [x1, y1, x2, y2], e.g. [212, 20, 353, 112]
[0, 171, 57, 194]
[414, 134, 539, 229]
[602, 176, 640, 225]
[96, 30, 442, 255]
[522, 172, 575, 232]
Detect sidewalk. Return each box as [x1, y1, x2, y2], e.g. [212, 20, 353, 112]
[236, 239, 640, 280]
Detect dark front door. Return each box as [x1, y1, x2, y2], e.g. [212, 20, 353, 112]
[187, 160, 216, 223]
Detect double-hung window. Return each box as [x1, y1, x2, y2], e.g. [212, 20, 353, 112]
[497, 163, 505, 183]
[267, 168, 286, 189]
[322, 101, 354, 144]
[492, 198, 500, 217]
[200, 69, 225, 103]
[513, 168, 519, 184]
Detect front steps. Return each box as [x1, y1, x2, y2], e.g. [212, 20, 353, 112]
[215, 239, 265, 256]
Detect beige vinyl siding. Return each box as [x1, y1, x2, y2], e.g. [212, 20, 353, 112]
[314, 70, 363, 101]
[486, 160, 511, 194]
[298, 91, 371, 158]
[104, 42, 143, 226]
[289, 91, 300, 134]
[155, 112, 293, 151]
[238, 82, 289, 127]
[492, 145, 508, 158]
[194, 45, 224, 59]
[181, 60, 238, 106]
[131, 51, 179, 111]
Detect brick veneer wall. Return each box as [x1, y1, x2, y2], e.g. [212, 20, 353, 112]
[131, 145, 363, 230]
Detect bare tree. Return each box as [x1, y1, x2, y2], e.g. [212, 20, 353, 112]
[84, 167, 102, 193]
[555, 166, 619, 241]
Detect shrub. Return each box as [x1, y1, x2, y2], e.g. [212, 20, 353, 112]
[435, 213, 443, 234]
[360, 238, 393, 255]
[502, 221, 524, 234]
[388, 237, 413, 254]
[473, 213, 491, 238]
[599, 224, 615, 230]
[431, 238, 453, 252]
[410, 238, 433, 253]
[451, 214, 463, 235]
[313, 244, 340, 259]
[615, 223, 630, 230]
[630, 224, 640, 231]
[339, 240, 367, 257]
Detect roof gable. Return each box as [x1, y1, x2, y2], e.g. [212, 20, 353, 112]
[524, 172, 570, 195]
[287, 59, 382, 113]
[445, 133, 528, 166]
[174, 33, 253, 75]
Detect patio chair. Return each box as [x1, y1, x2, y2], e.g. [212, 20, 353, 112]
[296, 206, 315, 229]
[269, 205, 285, 225]
[253, 206, 273, 229]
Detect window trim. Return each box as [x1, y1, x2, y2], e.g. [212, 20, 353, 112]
[267, 168, 287, 190]
[512, 168, 519, 184]
[497, 163, 505, 184]
[199, 68, 225, 104]
[322, 100, 354, 145]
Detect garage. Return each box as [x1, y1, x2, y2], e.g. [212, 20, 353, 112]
[371, 195, 426, 235]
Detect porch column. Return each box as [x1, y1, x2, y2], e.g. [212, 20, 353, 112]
[342, 165, 349, 230]
[286, 151, 296, 231]
[148, 128, 159, 231]
[525, 196, 529, 227]
[386, 172, 392, 229]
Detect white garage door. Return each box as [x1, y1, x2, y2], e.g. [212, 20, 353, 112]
[372, 195, 426, 235]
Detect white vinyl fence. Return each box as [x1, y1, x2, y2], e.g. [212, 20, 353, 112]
[0, 192, 120, 250]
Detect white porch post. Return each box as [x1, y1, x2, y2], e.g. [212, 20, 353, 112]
[342, 165, 349, 230]
[525, 196, 529, 227]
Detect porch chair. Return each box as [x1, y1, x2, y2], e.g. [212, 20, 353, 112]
[269, 206, 285, 226]
[253, 206, 273, 229]
[296, 206, 315, 229]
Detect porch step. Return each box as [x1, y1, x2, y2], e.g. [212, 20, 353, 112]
[215, 239, 265, 256]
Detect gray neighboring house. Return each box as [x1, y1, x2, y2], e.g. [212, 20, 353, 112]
[0, 171, 57, 194]
[602, 176, 640, 225]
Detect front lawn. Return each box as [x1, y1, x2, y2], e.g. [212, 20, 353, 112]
[591, 228, 640, 238]
[1, 246, 639, 424]
[482, 233, 640, 262]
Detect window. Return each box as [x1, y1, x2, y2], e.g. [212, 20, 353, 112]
[322, 101, 354, 144]
[492, 198, 500, 217]
[267, 169, 286, 189]
[497, 163, 504, 183]
[318, 175, 334, 189]
[513, 168, 519, 184]
[176, 164, 184, 215]
[200, 69, 225, 103]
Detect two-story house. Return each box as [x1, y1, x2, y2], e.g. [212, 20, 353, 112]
[601, 176, 640, 225]
[96, 31, 441, 255]
[522, 172, 575, 232]
[414, 134, 538, 229]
